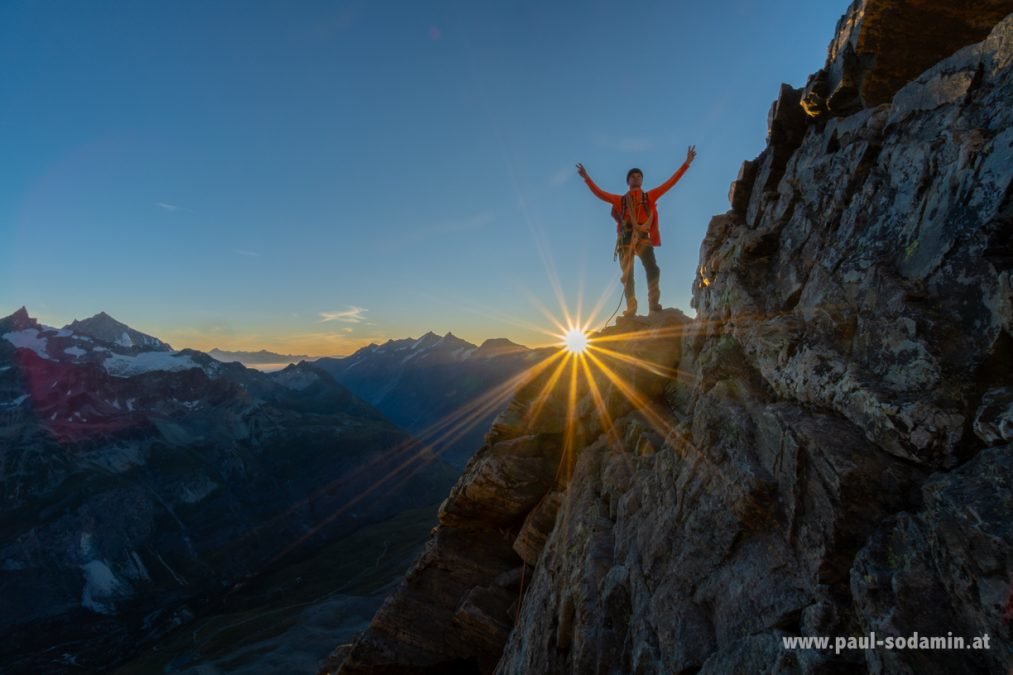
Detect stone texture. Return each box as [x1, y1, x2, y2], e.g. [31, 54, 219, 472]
[802, 0, 1013, 117]
[851, 445, 1013, 675]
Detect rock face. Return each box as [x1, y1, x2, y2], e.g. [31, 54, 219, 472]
[801, 0, 1013, 117]
[326, 8, 1013, 675]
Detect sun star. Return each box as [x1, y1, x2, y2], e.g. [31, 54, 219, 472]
[563, 328, 589, 354]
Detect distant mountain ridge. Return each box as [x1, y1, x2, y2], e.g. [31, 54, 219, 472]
[317, 331, 555, 468]
[0, 307, 457, 673]
[208, 347, 318, 366]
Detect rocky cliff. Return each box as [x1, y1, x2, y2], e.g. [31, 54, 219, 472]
[325, 4, 1013, 674]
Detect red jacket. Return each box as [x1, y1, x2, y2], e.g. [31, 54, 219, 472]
[583, 161, 690, 246]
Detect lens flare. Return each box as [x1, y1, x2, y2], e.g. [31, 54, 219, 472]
[562, 328, 589, 354]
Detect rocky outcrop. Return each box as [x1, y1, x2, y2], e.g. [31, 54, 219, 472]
[326, 311, 692, 675]
[801, 0, 1013, 118]
[326, 8, 1013, 675]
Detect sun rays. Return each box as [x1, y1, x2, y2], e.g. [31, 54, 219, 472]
[216, 242, 716, 575]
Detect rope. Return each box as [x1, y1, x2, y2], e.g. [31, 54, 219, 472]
[601, 287, 624, 332]
[601, 191, 656, 332]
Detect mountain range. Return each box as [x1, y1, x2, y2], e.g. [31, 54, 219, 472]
[0, 307, 460, 673]
[317, 333, 554, 467]
[208, 347, 318, 368]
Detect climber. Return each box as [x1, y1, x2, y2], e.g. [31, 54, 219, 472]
[577, 146, 697, 317]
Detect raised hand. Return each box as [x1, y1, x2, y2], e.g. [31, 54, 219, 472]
[686, 145, 697, 165]
[576, 162, 589, 179]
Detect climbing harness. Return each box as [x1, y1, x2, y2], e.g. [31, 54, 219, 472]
[600, 191, 656, 327]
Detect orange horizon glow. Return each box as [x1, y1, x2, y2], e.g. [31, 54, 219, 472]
[202, 287, 716, 585]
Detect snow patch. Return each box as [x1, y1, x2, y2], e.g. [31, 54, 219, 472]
[63, 346, 87, 357]
[80, 560, 129, 615]
[2, 394, 28, 407]
[2, 329, 51, 359]
[273, 368, 320, 390]
[102, 351, 200, 377]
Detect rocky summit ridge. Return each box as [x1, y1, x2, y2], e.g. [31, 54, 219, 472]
[324, 4, 1013, 674]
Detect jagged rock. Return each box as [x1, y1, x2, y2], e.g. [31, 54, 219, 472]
[975, 386, 1013, 445]
[851, 445, 1013, 675]
[512, 491, 563, 565]
[331, 526, 519, 675]
[452, 586, 516, 669]
[802, 0, 1013, 118]
[439, 435, 561, 528]
[696, 12, 1013, 468]
[728, 159, 759, 215]
[697, 631, 800, 675]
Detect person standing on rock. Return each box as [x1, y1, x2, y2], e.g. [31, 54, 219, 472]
[577, 146, 696, 317]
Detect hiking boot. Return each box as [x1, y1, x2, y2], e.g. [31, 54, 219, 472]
[622, 302, 638, 318]
[649, 303, 664, 313]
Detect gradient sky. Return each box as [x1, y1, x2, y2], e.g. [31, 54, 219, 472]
[1, 0, 848, 355]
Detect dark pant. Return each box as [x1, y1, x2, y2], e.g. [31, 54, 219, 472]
[619, 240, 660, 308]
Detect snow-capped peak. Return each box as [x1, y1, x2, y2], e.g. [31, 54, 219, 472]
[64, 312, 172, 352]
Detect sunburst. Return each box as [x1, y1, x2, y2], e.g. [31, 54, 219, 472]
[562, 327, 589, 354]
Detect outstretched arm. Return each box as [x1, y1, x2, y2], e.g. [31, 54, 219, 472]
[648, 145, 697, 201]
[576, 163, 620, 204]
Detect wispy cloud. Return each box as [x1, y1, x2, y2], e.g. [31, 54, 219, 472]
[319, 306, 368, 324]
[592, 133, 656, 153]
[155, 202, 178, 212]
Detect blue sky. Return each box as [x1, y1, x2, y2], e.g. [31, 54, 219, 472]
[1, 0, 847, 354]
